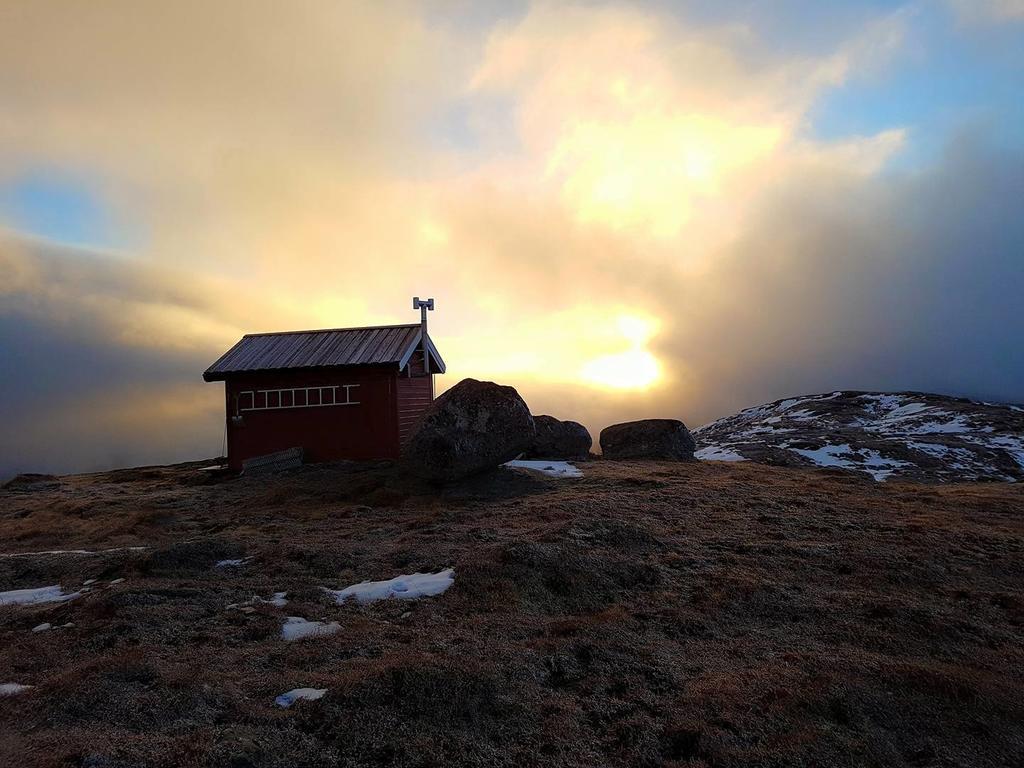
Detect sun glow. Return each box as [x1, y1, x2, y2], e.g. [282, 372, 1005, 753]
[547, 114, 783, 238]
[442, 308, 665, 393]
[580, 348, 661, 390]
[579, 314, 662, 390]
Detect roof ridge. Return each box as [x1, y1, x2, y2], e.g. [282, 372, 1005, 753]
[242, 323, 420, 338]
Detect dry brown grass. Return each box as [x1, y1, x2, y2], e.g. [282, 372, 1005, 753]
[1, 458, 1023, 767]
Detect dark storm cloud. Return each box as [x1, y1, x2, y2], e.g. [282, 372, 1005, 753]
[658, 135, 1024, 424]
[0, 312, 203, 412]
[0, 236, 226, 478]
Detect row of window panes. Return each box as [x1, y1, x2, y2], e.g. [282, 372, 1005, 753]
[238, 385, 359, 411]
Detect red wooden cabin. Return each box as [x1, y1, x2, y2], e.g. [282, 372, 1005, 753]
[203, 322, 444, 471]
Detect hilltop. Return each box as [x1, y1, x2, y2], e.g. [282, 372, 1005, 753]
[2, 457, 1023, 767]
[694, 391, 1024, 483]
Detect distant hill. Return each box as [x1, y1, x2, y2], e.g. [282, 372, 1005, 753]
[694, 391, 1024, 482]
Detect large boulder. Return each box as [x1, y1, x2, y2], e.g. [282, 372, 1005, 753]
[403, 378, 536, 482]
[599, 419, 696, 460]
[528, 415, 592, 460]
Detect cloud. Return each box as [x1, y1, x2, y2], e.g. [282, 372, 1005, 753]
[0, 234, 228, 476]
[463, 2, 908, 260]
[652, 134, 1024, 421]
[0, 1, 1021, 476]
[949, 0, 1024, 24]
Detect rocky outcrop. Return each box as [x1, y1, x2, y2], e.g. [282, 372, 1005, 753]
[600, 419, 696, 460]
[403, 378, 536, 483]
[528, 415, 592, 460]
[1, 474, 61, 493]
[692, 390, 1024, 483]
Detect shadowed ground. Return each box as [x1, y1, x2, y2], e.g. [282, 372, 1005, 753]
[1, 459, 1022, 767]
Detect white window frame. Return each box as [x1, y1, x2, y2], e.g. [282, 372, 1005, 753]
[238, 384, 360, 412]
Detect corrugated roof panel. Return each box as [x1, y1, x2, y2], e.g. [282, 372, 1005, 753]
[203, 324, 444, 380]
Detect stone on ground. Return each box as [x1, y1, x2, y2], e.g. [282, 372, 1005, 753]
[528, 415, 592, 460]
[403, 378, 536, 482]
[600, 419, 696, 461]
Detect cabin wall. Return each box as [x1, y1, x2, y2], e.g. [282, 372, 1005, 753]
[223, 366, 399, 471]
[396, 373, 434, 446]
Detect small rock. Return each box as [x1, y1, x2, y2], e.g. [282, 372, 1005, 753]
[83, 579, 97, 586]
[108, 578, 125, 585]
[528, 415, 592, 460]
[400, 611, 412, 619]
[32, 623, 52, 633]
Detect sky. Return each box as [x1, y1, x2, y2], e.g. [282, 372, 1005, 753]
[1, 0, 1023, 477]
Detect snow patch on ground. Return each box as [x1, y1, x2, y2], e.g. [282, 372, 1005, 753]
[855, 449, 913, 482]
[908, 442, 978, 464]
[0, 585, 81, 606]
[215, 557, 253, 568]
[792, 444, 910, 482]
[0, 683, 33, 696]
[774, 392, 841, 412]
[275, 687, 327, 707]
[902, 417, 973, 435]
[695, 446, 747, 462]
[908, 441, 952, 458]
[503, 460, 583, 478]
[326, 569, 455, 604]
[988, 436, 1024, 469]
[784, 409, 817, 421]
[878, 402, 930, 422]
[281, 617, 340, 642]
[792, 444, 857, 468]
[775, 398, 804, 412]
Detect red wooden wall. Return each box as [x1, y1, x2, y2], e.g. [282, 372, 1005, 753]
[396, 350, 434, 447]
[397, 375, 433, 446]
[223, 366, 400, 471]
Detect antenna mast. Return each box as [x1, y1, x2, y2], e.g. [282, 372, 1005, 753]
[412, 297, 434, 375]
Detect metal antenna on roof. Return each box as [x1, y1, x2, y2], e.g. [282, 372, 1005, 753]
[412, 297, 434, 375]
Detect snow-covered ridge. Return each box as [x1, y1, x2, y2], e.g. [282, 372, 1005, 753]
[694, 391, 1024, 483]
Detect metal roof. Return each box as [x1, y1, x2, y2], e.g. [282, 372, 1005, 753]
[203, 324, 446, 381]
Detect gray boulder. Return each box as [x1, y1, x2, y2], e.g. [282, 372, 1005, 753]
[599, 419, 696, 460]
[528, 415, 592, 460]
[403, 378, 536, 482]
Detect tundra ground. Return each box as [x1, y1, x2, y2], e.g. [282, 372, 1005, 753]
[1, 459, 1023, 767]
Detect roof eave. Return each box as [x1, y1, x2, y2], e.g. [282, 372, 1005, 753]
[426, 334, 446, 373]
[203, 360, 403, 381]
[398, 331, 446, 373]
